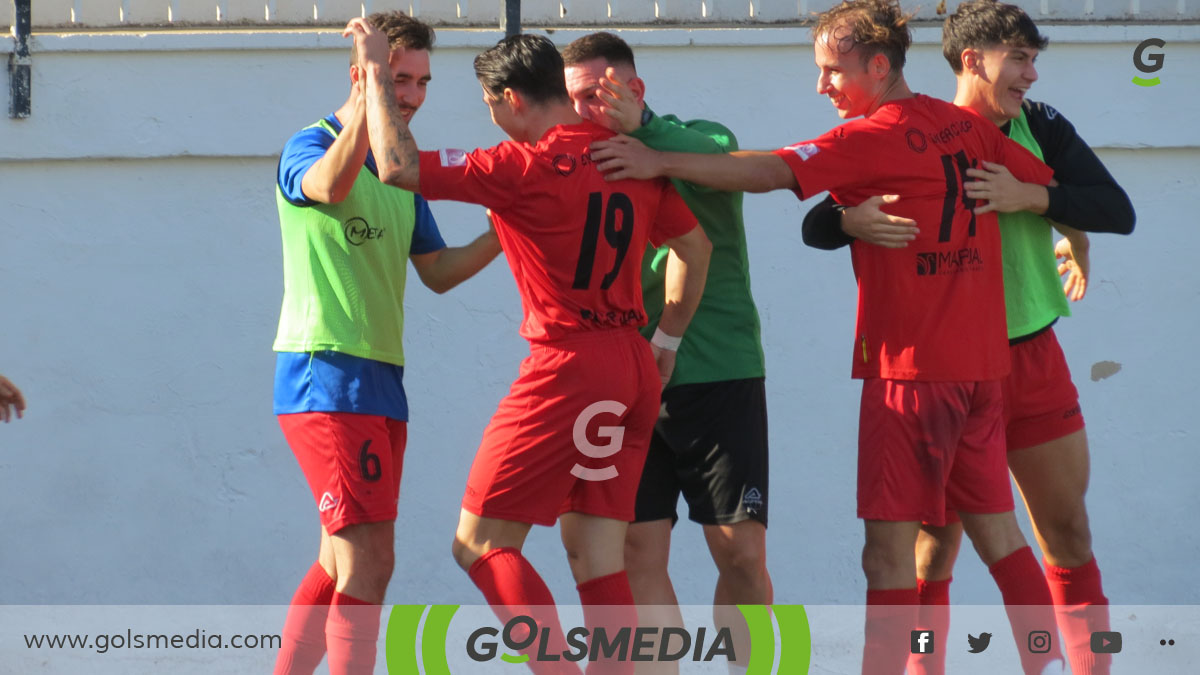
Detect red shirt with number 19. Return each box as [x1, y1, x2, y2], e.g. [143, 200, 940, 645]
[418, 121, 697, 343]
[774, 94, 1055, 382]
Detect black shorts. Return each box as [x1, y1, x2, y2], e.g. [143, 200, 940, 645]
[633, 377, 769, 527]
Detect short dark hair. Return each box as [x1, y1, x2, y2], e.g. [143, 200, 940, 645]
[562, 31, 636, 70]
[474, 34, 570, 106]
[813, 0, 912, 73]
[942, 0, 1049, 73]
[351, 11, 435, 67]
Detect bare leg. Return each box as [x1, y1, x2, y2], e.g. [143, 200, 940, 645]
[624, 520, 682, 675]
[1009, 429, 1109, 675]
[704, 521, 771, 671]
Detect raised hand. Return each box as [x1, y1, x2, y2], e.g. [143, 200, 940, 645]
[596, 67, 643, 134]
[342, 17, 392, 72]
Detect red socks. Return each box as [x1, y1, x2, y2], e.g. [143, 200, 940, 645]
[989, 547, 1063, 674]
[862, 588, 919, 675]
[469, 547, 579, 675]
[577, 571, 637, 675]
[274, 562, 336, 675]
[1046, 557, 1111, 675]
[326, 592, 382, 675]
[907, 577, 951, 675]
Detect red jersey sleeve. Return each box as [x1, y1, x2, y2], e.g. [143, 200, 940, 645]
[647, 181, 699, 247]
[771, 123, 870, 200]
[418, 144, 526, 211]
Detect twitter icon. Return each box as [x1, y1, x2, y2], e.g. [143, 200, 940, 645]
[967, 633, 992, 653]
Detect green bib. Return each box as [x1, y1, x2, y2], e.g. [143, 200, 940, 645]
[1000, 111, 1071, 339]
[273, 119, 417, 365]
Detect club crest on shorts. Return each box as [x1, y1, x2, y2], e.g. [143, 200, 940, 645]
[318, 492, 340, 512]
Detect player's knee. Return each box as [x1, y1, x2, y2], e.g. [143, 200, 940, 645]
[451, 536, 479, 572]
[1041, 511, 1094, 562]
[861, 543, 908, 581]
[964, 517, 1028, 566]
[916, 531, 962, 579]
[624, 535, 669, 575]
[712, 543, 767, 584]
[352, 544, 394, 580]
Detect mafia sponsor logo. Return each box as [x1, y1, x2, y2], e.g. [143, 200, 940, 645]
[915, 247, 984, 276]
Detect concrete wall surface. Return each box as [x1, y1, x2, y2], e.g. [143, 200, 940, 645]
[14, 0, 1200, 29]
[1, 24, 1197, 607]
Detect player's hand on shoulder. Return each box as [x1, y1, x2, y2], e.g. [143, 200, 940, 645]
[590, 135, 662, 181]
[966, 161, 1041, 215]
[842, 195, 918, 249]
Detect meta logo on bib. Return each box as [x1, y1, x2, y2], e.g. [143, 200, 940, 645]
[571, 401, 627, 481]
[1132, 38, 1166, 87]
[344, 217, 384, 246]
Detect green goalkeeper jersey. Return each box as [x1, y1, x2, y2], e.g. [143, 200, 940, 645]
[632, 107, 765, 387]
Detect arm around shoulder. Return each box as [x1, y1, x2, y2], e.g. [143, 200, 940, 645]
[1027, 101, 1136, 235]
[660, 150, 795, 194]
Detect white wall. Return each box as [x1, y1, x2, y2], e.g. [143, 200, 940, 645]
[1, 24, 1197, 607]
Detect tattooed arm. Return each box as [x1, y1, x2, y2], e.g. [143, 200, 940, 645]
[343, 18, 421, 192]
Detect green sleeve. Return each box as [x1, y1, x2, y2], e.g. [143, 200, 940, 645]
[629, 107, 737, 154]
[629, 107, 737, 193]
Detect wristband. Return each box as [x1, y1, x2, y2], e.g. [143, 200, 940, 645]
[651, 327, 682, 351]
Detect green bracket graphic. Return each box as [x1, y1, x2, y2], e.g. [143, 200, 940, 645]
[421, 605, 459, 675]
[774, 604, 812, 674]
[386, 604, 459, 675]
[1132, 76, 1161, 87]
[739, 604, 812, 675]
[384, 605, 427, 675]
[740, 604, 776, 674]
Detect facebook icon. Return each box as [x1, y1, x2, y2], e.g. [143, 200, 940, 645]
[911, 631, 936, 654]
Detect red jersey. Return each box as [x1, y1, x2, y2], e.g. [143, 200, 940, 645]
[774, 95, 1054, 382]
[419, 122, 697, 343]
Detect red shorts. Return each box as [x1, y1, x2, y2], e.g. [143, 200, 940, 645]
[1002, 327, 1085, 451]
[463, 329, 660, 526]
[279, 412, 407, 534]
[857, 378, 1014, 526]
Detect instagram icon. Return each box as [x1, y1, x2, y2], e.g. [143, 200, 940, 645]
[1028, 631, 1052, 654]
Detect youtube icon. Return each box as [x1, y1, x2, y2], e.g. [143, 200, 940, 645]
[1091, 631, 1122, 654]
